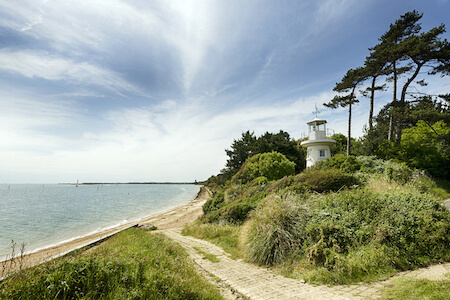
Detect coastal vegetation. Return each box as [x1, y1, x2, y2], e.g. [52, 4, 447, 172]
[0, 229, 223, 299]
[187, 155, 450, 285]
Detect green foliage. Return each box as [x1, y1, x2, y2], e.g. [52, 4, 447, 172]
[224, 130, 257, 175]
[240, 194, 310, 266]
[222, 130, 305, 177]
[203, 191, 225, 215]
[329, 133, 347, 155]
[239, 187, 450, 284]
[304, 190, 450, 278]
[316, 154, 361, 173]
[400, 120, 450, 178]
[232, 151, 296, 184]
[299, 169, 359, 193]
[0, 229, 224, 299]
[201, 182, 268, 224]
[356, 155, 386, 173]
[383, 161, 412, 183]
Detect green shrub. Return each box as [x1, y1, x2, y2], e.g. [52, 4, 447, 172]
[250, 176, 269, 186]
[383, 161, 413, 183]
[356, 156, 386, 173]
[232, 151, 296, 184]
[316, 154, 361, 173]
[274, 188, 450, 284]
[300, 169, 358, 192]
[305, 190, 450, 273]
[302, 244, 396, 284]
[203, 191, 225, 214]
[240, 194, 310, 266]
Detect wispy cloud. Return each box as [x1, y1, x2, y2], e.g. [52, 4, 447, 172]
[0, 50, 140, 95]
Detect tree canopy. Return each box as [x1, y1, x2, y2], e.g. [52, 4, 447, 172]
[223, 130, 305, 176]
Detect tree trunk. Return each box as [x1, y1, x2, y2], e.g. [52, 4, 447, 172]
[388, 61, 397, 141]
[369, 76, 376, 131]
[396, 61, 424, 144]
[347, 102, 352, 156]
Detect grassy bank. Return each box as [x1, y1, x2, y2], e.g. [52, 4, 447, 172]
[0, 229, 223, 299]
[189, 156, 450, 285]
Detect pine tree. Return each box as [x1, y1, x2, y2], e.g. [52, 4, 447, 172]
[324, 67, 365, 156]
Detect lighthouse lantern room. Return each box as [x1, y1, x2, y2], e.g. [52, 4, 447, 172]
[300, 117, 336, 168]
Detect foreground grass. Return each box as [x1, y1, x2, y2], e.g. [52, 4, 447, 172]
[182, 222, 241, 259]
[382, 277, 450, 300]
[0, 229, 224, 300]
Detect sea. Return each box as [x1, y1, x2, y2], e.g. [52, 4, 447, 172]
[0, 183, 200, 261]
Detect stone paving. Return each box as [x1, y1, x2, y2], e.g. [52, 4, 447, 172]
[162, 227, 450, 300]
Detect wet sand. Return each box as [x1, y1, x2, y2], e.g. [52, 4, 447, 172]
[1, 186, 210, 276]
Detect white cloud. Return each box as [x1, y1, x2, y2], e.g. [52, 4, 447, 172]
[0, 50, 139, 95]
[0, 89, 339, 183]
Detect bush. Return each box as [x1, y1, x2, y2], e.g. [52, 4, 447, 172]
[203, 191, 225, 215]
[300, 169, 358, 192]
[316, 154, 361, 173]
[273, 188, 450, 284]
[240, 194, 310, 266]
[383, 161, 412, 183]
[232, 151, 296, 184]
[356, 156, 386, 173]
[305, 189, 450, 274]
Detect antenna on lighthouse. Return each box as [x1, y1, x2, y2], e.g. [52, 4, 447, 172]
[313, 104, 320, 118]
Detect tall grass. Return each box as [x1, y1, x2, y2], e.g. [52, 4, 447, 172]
[182, 222, 241, 259]
[0, 229, 224, 299]
[239, 193, 309, 266]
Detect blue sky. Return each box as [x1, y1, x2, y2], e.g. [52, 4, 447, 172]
[1, 0, 449, 183]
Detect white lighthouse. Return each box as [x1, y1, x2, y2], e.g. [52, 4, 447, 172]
[301, 117, 336, 168]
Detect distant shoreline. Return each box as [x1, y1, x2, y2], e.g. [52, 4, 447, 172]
[62, 182, 200, 186]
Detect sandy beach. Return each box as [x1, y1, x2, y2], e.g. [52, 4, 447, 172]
[2, 186, 210, 276]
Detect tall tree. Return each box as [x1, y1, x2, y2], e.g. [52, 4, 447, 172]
[370, 11, 422, 141]
[324, 67, 365, 156]
[224, 131, 257, 174]
[395, 24, 450, 142]
[362, 52, 387, 131]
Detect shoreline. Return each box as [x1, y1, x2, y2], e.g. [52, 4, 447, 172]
[1, 186, 210, 276]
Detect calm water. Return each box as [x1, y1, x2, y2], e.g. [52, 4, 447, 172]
[0, 184, 200, 260]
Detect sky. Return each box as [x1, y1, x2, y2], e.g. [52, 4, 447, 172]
[1, 0, 449, 184]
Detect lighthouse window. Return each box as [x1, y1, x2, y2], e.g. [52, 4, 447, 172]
[319, 149, 326, 157]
